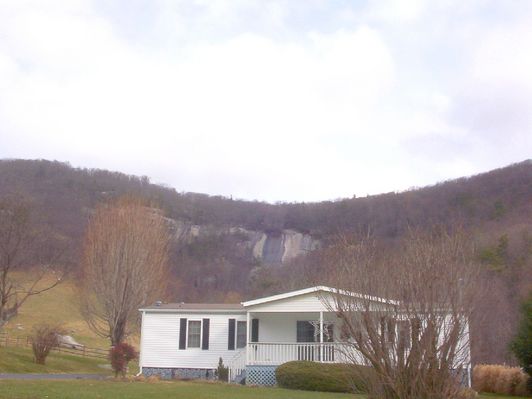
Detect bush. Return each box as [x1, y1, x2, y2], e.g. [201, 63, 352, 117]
[510, 295, 532, 394]
[473, 364, 530, 397]
[457, 387, 478, 399]
[215, 357, 228, 382]
[31, 324, 65, 365]
[109, 343, 138, 377]
[275, 361, 374, 393]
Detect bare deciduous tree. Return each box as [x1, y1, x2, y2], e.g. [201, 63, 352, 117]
[323, 228, 481, 399]
[80, 196, 170, 346]
[31, 323, 66, 365]
[0, 195, 67, 329]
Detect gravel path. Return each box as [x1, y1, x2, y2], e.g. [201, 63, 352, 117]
[0, 373, 107, 380]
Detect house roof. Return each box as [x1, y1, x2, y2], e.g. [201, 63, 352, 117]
[139, 286, 397, 313]
[241, 285, 397, 307]
[140, 303, 245, 312]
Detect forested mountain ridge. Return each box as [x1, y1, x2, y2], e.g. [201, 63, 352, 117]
[0, 158, 530, 278]
[0, 158, 531, 364]
[1, 158, 530, 238]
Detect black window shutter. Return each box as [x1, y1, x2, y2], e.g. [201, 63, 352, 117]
[251, 318, 259, 342]
[296, 321, 305, 342]
[179, 318, 187, 350]
[228, 319, 236, 350]
[202, 319, 210, 350]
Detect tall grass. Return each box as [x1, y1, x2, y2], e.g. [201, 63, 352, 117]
[473, 364, 529, 397]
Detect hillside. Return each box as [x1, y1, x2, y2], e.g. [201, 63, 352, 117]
[1, 159, 530, 240]
[0, 158, 531, 364]
[1, 274, 111, 348]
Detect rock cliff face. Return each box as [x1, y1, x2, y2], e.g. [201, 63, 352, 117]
[169, 219, 319, 265]
[252, 230, 319, 264]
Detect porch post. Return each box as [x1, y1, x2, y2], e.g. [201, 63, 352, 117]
[246, 311, 250, 364]
[319, 311, 323, 343]
[319, 311, 323, 362]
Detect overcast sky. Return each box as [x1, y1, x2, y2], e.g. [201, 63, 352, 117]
[0, 0, 531, 202]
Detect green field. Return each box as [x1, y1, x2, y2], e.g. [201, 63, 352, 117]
[0, 347, 110, 374]
[3, 275, 112, 349]
[0, 380, 528, 399]
[0, 380, 355, 399]
[480, 395, 530, 399]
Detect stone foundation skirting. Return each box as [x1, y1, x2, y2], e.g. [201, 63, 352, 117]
[142, 367, 215, 380]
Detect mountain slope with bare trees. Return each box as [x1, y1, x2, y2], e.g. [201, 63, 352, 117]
[0, 158, 530, 364]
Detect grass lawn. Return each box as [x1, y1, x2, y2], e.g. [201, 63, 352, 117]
[0, 380, 529, 399]
[0, 347, 110, 374]
[0, 380, 356, 399]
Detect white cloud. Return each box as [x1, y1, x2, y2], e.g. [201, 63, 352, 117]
[0, 0, 530, 202]
[364, 0, 427, 23]
[470, 24, 532, 88]
[0, 3, 397, 200]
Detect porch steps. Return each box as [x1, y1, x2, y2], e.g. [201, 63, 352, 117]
[233, 370, 246, 384]
[227, 350, 246, 384]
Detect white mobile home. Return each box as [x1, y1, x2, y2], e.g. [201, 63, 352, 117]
[139, 286, 471, 386]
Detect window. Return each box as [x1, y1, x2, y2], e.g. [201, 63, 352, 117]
[236, 321, 247, 348]
[187, 320, 201, 348]
[386, 318, 396, 344]
[297, 321, 334, 342]
[397, 320, 411, 350]
[297, 321, 315, 342]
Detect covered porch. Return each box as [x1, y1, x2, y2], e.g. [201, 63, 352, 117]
[230, 286, 374, 385]
[245, 310, 353, 366]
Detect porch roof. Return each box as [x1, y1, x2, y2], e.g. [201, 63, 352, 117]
[241, 285, 396, 308]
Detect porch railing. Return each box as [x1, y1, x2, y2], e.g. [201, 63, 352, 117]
[227, 349, 247, 383]
[247, 342, 354, 365]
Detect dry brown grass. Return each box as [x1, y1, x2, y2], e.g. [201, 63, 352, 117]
[457, 387, 478, 399]
[3, 272, 139, 348]
[473, 364, 529, 397]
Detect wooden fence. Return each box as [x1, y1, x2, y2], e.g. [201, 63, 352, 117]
[0, 332, 109, 360]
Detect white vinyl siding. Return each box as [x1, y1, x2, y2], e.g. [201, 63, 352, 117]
[141, 312, 246, 370]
